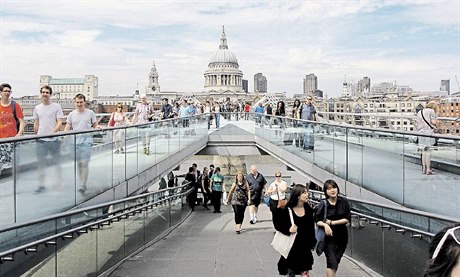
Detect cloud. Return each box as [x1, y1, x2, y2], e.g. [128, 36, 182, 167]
[1, 1, 459, 98]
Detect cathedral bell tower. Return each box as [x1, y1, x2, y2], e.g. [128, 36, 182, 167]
[146, 61, 160, 95]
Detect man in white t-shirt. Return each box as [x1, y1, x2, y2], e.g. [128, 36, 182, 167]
[64, 94, 101, 195]
[132, 95, 153, 155]
[33, 85, 64, 193]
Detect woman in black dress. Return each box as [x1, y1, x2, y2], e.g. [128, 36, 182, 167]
[273, 184, 316, 277]
[314, 180, 351, 277]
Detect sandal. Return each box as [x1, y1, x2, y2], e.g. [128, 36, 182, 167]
[426, 170, 435, 175]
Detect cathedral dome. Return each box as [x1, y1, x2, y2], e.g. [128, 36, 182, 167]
[209, 49, 238, 65]
[208, 26, 238, 66]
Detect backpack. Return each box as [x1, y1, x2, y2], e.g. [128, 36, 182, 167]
[11, 100, 20, 132]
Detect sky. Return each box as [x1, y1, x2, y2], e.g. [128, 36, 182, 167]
[1, 0, 459, 98]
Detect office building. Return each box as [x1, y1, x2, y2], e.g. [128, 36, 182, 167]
[303, 73, 317, 95]
[254, 73, 267, 93]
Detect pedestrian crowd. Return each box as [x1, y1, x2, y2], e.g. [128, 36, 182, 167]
[174, 160, 352, 277]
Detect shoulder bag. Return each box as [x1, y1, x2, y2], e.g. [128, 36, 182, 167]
[276, 184, 287, 209]
[315, 200, 328, 256]
[420, 109, 439, 133]
[108, 112, 115, 127]
[271, 208, 297, 259]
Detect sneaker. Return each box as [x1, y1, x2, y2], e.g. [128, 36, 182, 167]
[249, 220, 255, 224]
[143, 147, 147, 154]
[114, 150, 119, 154]
[34, 186, 46, 194]
[253, 218, 257, 224]
[145, 148, 150, 155]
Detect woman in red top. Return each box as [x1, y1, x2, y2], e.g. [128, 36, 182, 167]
[0, 83, 25, 174]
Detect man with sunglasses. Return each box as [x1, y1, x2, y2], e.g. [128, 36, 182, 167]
[424, 224, 460, 276]
[33, 85, 64, 193]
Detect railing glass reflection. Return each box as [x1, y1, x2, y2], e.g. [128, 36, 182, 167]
[0, 115, 208, 226]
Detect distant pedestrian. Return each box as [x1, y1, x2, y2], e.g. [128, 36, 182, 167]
[300, 96, 317, 151]
[244, 103, 250, 120]
[265, 170, 288, 216]
[33, 85, 64, 193]
[210, 166, 224, 213]
[214, 102, 221, 129]
[227, 172, 251, 234]
[185, 166, 198, 211]
[201, 167, 211, 210]
[110, 103, 129, 154]
[417, 101, 439, 175]
[255, 102, 264, 126]
[246, 164, 267, 224]
[132, 95, 153, 155]
[314, 180, 351, 277]
[64, 94, 101, 195]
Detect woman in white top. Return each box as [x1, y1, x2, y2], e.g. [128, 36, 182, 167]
[204, 101, 212, 129]
[265, 170, 288, 214]
[416, 101, 439, 175]
[110, 103, 129, 154]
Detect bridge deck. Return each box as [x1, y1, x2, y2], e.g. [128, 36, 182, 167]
[110, 204, 374, 277]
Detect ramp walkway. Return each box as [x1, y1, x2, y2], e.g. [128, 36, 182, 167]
[110, 204, 374, 277]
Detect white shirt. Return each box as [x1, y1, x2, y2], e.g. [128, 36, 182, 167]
[33, 102, 64, 136]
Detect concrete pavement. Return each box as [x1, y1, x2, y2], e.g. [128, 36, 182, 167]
[110, 204, 375, 277]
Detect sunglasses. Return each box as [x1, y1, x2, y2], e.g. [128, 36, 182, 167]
[275, 175, 281, 177]
[431, 226, 460, 260]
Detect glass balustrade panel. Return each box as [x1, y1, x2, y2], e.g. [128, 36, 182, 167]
[1, 243, 56, 277]
[56, 228, 97, 276]
[347, 128, 364, 187]
[75, 130, 113, 205]
[125, 126, 139, 179]
[112, 127, 127, 186]
[15, 134, 76, 223]
[0, 141, 16, 226]
[123, 210, 145, 257]
[361, 130, 404, 204]
[97, 219, 125, 274]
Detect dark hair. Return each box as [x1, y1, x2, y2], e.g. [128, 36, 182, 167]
[293, 99, 301, 108]
[323, 179, 339, 199]
[192, 163, 197, 168]
[75, 93, 86, 101]
[286, 184, 308, 208]
[210, 164, 214, 168]
[40, 85, 52, 94]
[188, 167, 194, 173]
[424, 224, 460, 277]
[215, 167, 221, 173]
[0, 83, 11, 92]
[276, 101, 285, 115]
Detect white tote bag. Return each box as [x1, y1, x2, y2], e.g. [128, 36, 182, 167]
[222, 191, 228, 205]
[271, 208, 297, 259]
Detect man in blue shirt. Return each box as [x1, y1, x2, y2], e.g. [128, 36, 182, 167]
[300, 96, 317, 151]
[254, 102, 264, 126]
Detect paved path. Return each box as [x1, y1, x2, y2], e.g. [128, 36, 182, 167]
[110, 204, 374, 277]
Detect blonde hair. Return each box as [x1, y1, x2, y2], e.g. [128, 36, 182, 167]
[426, 101, 438, 112]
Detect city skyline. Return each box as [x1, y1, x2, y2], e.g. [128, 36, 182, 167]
[1, 1, 459, 98]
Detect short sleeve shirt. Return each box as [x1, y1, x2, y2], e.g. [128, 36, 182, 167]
[300, 103, 316, 120]
[211, 173, 224, 191]
[67, 109, 96, 144]
[33, 102, 64, 136]
[135, 103, 151, 123]
[0, 102, 24, 138]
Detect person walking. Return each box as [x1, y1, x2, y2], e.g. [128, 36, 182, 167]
[33, 85, 64, 193]
[132, 95, 153, 155]
[227, 172, 251, 234]
[0, 83, 24, 176]
[213, 102, 221, 129]
[265, 170, 288, 217]
[416, 101, 439, 175]
[300, 96, 317, 152]
[64, 94, 101, 195]
[110, 103, 129, 154]
[201, 167, 211, 210]
[246, 164, 267, 224]
[273, 184, 316, 277]
[210, 166, 224, 213]
[314, 180, 351, 277]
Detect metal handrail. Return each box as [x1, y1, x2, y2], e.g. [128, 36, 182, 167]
[0, 187, 193, 262]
